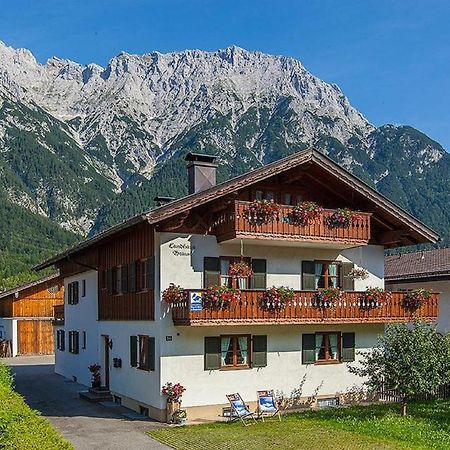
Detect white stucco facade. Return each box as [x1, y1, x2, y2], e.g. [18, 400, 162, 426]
[0, 318, 17, 356]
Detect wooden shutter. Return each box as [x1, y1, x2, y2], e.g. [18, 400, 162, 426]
[73, 282, 79, 304]
[148, 337, 155, 371]
[106, 268, 113, 294]
[121, 264, 129, 294]
[68, 331, 73, 353]
[204, 336, 221, 370]
[204, 257, 220, 288]
[74, 331, 79, 354]
[130, 336, 138, 367]
[302, 261, 316, 290]
[129, 262, 137, 293]
[342, 332, 355, 362]
[147, 257, 155, 290]
[82, 279, 86, 297]
[251, 259, 267, 289]
[67, 283, 73, 304]
[302, 333, 316, 364]
[341, 263, 355, 291]
[252, 335, 267, 367]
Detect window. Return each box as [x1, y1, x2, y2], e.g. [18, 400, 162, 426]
[315, 262, 340, 289]
[255, 190, 275, 201]
[116, 267, 122, 295]
[302, 261, 355, 291]
[67, 282, 79, 305]
[81, 279, 86, 297]
[204, 335, 267, 370]
[68, 331, 79, 354]
[283, 193, 302, 206]
[302, 332, 355, 364]
[56, 330, 65, 351]
[130, 335, 155, 371]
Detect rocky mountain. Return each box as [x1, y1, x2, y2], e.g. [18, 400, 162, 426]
[0, 41, 449, 285]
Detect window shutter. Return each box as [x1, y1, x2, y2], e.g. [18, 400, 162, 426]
[302, 333, 316, 364]
[204, 257, 220, 288]
[67, 283, 73, 304]
[121, 264, 129, 294]
[82, 279, 86, 297]
[341, 263, 355, 291]
[129, 262, 137, 293]
[252, 335, 267, 368]
[147, 257, 155, 290]
[302, 261, 316, 290]
[251, 259, 267, 290]
[204, 336, 221, 370]
[73, 282, 79, 304]
[342, 332, 355, 362]
[68, 331, 73, 353]
[148, 337, 155, 371]
[74, 331, 79, 354]
[106, 268, 113, 294]
[130, 336, 138, 367]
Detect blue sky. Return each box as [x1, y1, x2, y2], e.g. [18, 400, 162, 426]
[2, 0, 450, 149]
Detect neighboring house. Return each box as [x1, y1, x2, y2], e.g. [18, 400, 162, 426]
[385, 247, 450, 332]
[36, 148, 440, 421]
[0, 273, 63, 356]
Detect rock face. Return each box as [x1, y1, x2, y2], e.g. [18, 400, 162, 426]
[0, 41, 448, 244]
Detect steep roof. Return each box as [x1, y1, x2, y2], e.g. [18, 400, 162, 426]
[35, 148, 440, 270]
[0, 273, 60, 300]
[385, 247, 450, 282]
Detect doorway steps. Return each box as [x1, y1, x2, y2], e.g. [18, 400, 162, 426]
[79, 386, 113, 403]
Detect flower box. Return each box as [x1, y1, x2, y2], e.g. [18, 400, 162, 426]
[243, 200, 280, 225]
[402, 289, 431, 311]
[285, 201, 323, 227]
[258, 286, 294, 311]
[313, 288, 343, 309]
[162, 284, 187, 304]
[202, 285, 241, 309]
[325, 208, 361, 229]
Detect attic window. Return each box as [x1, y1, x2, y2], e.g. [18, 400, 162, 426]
[48, 285, 59, 294]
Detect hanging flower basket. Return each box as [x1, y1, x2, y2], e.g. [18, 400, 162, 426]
[402, 288, 431, 311]
[285, 201, 323, 227]
[202, 285, 241, 309]
[325, 208, 362, 229]
[229, 261, 253, 278]
[243, 200, 280, 225]
[162, 283, 187, 304]
[346, 267, 370, 280]
[360, 287, 391, 309]
[258, 286, 294, 311]
[313, 288, 343, 309]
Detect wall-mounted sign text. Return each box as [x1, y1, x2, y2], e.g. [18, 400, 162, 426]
[169, 242, 193, 257]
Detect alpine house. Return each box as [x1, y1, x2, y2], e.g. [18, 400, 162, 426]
[36, 148, 440, 421]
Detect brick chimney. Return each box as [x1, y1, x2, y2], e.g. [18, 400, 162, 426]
[185, 153, 218, 194]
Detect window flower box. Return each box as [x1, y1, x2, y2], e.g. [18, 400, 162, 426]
[325, 208, 362, 229]
[258, 286, 294, 311]
[243, 200, 280, 225]
[162, 283, 187, 304]
[202, 285, 241, 309]
[285, 201, 323, 227]
[402, 288, 432, 311]
[313, 288, 343, 309]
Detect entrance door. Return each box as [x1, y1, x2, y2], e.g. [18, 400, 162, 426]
[103, 335, 110, 389]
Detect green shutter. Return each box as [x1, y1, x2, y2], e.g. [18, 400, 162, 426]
[121, 264, 129, 294]
[251, 259, 267, 290]
[342, 332, 355, 362]
[73, 282, 79, 304]
[302, 261, 316, 290]
[341, 263, 355, 291]
[252, 335, 267, 367]
[129, 262, 137, 293]
[204, 336, 221, 370]
[147, 257, 155, 290]
[130, 336, 138, 367]
[204, 257, 220, 288]
[148, 337, 155, 371]
[302, 333, 316, 364]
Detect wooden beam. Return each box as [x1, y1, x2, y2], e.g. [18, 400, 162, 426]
[378, 229, 410, 245]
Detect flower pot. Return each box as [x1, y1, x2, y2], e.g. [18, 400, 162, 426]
[166, 400, 180, 423]
[91, 379, 101, 388]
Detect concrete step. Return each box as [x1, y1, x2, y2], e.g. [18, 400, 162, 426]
[79, 389, 113, 403]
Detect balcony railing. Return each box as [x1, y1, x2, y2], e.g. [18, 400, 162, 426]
[212, 201, 371, 244]
[171, 290, 439, 326]
[52, 304, 64, 325]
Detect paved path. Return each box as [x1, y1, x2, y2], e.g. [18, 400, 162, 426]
[3, 356, 170, 450]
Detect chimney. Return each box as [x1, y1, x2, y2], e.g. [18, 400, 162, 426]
[185, 152, 218, 194]
[153, 196, 175, 207]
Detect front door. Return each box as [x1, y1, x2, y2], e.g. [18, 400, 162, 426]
[103, 335, 110, 389]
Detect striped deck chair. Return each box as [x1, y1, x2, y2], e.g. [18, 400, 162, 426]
[226, 393, 256, 426]
[256, 390, 281, 421]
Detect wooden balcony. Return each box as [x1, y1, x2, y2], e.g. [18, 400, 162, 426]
[171, 290, 439, 326]
[212, 201, 371, 244]
[52, 304, 65, 325]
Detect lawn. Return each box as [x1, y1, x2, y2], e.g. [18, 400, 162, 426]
[148, 400, 450, 450]
[0, 363, 72, 450]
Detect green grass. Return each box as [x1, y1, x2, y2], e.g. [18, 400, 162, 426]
[0, 364, 72, 450]
[148, 400, 450, 450]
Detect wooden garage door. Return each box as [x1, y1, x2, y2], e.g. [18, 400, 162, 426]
[17, 320, 54, 355]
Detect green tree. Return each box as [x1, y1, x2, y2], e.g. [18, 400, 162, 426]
[349, 321, 450, 416]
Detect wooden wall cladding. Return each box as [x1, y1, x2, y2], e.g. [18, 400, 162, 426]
[17, 320, 54, 355]
[98, 223, 155, 321]
[58, 248, 99, 277]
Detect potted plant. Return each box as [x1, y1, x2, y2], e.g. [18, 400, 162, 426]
[402, 288, 431, 311]
[172, 409, 187, 425]
[325, 208, 362, 229]
[243, 199, 280, 225]
[162, 283, 187, 305]
[285, 201, 323, 227]
[360, 287, 391, 309]
[258, 286, 294, 311]
[346, 267, 369, 280]
[202, 285, 240, 309]
[313, 287, 343, 309]
[162, 381, 186, 424]
[88, 363, 101, 388]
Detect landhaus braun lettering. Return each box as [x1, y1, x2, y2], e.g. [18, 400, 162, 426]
[169, 242, 192, 257]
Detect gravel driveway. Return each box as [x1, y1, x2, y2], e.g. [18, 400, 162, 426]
[4, 356, 170, 450]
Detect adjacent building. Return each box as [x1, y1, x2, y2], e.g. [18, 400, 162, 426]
[0, 273, 63, 356]
[36, 148, 440, 421]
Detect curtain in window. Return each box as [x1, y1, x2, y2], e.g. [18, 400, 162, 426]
[237, 337, 248, 365]
[220, 260, 231, 287]
[329, 333, 338, 359]
[315, 263, 326, 289]
[328, 264, 337, 288]
[221, 337, 232, 365]
[315, 334, 326, 360]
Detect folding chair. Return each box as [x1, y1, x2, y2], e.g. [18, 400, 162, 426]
[257, 390, 281, 421]
[226, 393, 257, 426]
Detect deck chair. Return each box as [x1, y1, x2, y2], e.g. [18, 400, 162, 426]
[256, 390, 281, 421]
[226, 393, 257, 426]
